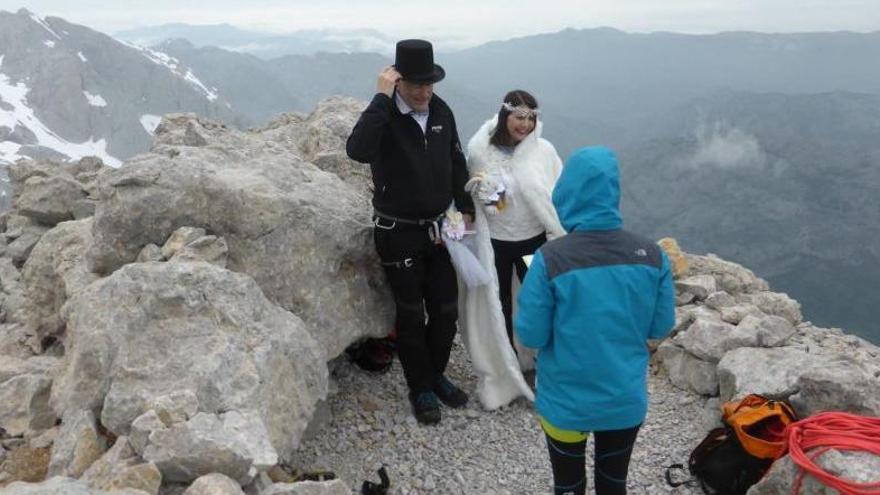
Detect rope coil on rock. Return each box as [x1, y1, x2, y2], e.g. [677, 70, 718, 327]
[785, 411, 880, 495]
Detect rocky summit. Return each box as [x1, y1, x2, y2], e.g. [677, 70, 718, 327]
[0, 97, 877, 494]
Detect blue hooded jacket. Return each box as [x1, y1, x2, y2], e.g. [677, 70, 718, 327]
[515, 146, 676, 431]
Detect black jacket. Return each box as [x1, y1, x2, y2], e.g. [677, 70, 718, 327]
[346, 92, 474, 219]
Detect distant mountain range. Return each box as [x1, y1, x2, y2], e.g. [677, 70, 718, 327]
[1, 10, 878, 342]
[0, 8, 234, 168]
[115, 23, 396, 58]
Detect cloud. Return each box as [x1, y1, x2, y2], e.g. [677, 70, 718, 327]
[687, 121, 768, 169]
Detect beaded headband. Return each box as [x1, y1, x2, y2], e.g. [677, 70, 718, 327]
[502, 102, 540, 118]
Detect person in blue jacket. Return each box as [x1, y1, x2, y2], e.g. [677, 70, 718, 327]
[515, 146, 676, 495]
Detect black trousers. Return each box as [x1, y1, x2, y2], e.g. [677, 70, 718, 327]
[545, 424, 642, 495]
[490, 233, 547, 346]
[374, 224, 458, 393]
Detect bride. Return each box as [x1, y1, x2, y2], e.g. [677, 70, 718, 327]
[459, 90, 565, 409]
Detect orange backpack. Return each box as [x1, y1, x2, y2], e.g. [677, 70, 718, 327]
[666, 394, 799, 494]
[722, 394, 798, 459]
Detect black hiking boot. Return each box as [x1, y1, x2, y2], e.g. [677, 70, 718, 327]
[409, 391, 441, 425]
[433, 375, 469, 408]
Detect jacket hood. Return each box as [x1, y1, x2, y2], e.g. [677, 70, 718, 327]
[552, 146, 622, 232]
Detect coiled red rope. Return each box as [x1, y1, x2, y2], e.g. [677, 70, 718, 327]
[784, 411, 880, 495]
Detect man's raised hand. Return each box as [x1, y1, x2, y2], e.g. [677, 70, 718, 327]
[377, 66, 402, 97]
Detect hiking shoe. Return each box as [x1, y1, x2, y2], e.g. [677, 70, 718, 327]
[433, 375, 469, 408]
[409, 391, 441, 425]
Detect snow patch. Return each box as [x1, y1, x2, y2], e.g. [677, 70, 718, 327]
[0, 140, 24, 165]
[29, 12, 61, 40]
[83, 91, 107, 107]
[120, 41, 219, 103]
[140, 114, 161, 135]
[44, 40, 56, 48]
[1, 62, 121, 167]
[77, 51, 88, 62]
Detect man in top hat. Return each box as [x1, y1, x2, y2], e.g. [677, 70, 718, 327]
[347, 39, 474, 425]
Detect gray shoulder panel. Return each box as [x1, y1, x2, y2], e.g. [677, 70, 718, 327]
[542, 230, 663, 280]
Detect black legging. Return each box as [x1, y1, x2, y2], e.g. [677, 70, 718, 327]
[490, 232, 547, 347]
[545, 424, 642, 495]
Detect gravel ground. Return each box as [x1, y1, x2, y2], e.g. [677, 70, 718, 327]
[294, 337, 714, 494]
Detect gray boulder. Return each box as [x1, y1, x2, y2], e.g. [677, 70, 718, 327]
[684, 253, 769, 294]
[51, 261, 327, 462]
[722, 314, 797, 352]
[141, 412, 263, 484]
[169, 235, 228, 268]
[740, 291, 802, 325]
[675, 274, 717, 301]
[718, 303, 764, 325]
[85, 116, 393, 357]
[80, 437, 161, 495]
[47, 409, 107, 478]
[13, 176, 88, 226]
[184, 473, 244, 495]
[160, 227, 206, 259]
[0, 356, 59, 436]
[672, 317, 735, 362]
[20, 218, 98, 345]
[655, 341, 718, 395]
[136, 244, 164, 263]
[0, 476, 149, 494]
[749, 451, 880, 495]
[717, 347, 811, 401]
[788, 357, 880, 417]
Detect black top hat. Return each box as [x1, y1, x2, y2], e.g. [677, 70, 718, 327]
[394, 39, 445, 83]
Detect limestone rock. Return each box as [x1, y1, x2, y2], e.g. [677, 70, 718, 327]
[47, 409, 107, 478]
[86, 118, 393, 358]
[704, 291, 735, 310]
[258, 96, 370, 192]
[723, 315, 796, 351]
[160, 227, 206, 260]
[742, 291, 802, 325]
[0, 446, 50, 484]
[0, 356, 59, 436]
[672, 317, 735, 362]
[81, 437, 161, 495]
[788, 357, 880, 417]
[684, 253, 769, 294]
[169, 235, 228, 268]
[129, 411, 165, 457]
[719, 303, 764, 325]
[14, 175, 88, 226]
[717, 347, 812, 401]
[149, 390, 199, 427]
[51, 262, 326, 464]
[655, 342, 718, 395]
[0, 476, 149, 494]
[675, 275, 717, 301]
[184, 473, 244, 495]
[749, 451, 880, 495]
[142, 412, 254, 484]
[136, 244, 164, 263]
[5, 228, 47, 267]
[20, 218, 98, 346]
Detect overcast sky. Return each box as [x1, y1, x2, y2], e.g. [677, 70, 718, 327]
[4, 0, 880, 48]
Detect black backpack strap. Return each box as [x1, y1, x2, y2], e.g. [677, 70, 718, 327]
[664, 463, 694, 488]
[361, 466, 391, 495]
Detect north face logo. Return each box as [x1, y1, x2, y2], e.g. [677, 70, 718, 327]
[634, 248, 647, 257]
